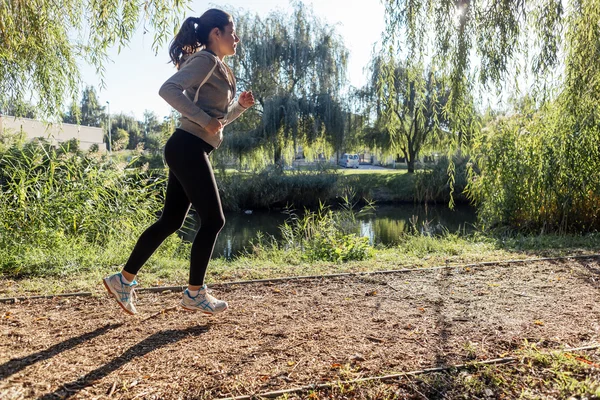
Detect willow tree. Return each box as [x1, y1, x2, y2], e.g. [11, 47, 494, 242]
[382, 0, 600, 231]
[0, 0, 188, 119]
[226, 4, 350, 165]
[365, 57, 457, 173]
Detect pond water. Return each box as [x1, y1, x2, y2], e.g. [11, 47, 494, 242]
[181, 204, 477, 259]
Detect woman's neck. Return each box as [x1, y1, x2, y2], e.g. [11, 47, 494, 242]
[205, 45, 224, 61]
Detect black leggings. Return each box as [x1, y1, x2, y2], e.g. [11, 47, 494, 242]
[123, 129, 224, 286]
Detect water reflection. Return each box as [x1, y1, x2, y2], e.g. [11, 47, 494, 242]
[181, 204, 477, 259]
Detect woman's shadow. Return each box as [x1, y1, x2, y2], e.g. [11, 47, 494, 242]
[35, 324, 209, 400]
[1, 323, 122, 380]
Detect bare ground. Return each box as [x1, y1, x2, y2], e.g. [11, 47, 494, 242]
[1, 258, 599, 399]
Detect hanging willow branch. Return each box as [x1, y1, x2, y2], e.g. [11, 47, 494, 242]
[382, 0, 565, 88]
[0, 0, 188, 119]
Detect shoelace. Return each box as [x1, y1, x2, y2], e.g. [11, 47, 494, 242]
[119, 279, 138, 304]
[130, 286, 138, 303]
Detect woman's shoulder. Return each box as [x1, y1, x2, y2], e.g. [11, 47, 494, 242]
[181, 50, 218, 68]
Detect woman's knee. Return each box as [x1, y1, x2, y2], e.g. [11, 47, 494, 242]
[203, 215, 225, 234]
[155, 216, 186, 235]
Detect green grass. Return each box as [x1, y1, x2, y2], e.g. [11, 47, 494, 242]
[2, 231, 599, 297]
[339, 169, 418, 203]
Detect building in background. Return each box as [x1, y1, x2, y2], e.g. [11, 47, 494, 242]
[0, 116, 106, 152]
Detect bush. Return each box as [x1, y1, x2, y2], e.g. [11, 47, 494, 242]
[413, 154, 472, 205]
[217, 167, 340, 211]
[468, 103, 600, 233]
[273, 201, 374, 262]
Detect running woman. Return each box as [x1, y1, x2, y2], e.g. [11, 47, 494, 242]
[103, 8, 255, 315]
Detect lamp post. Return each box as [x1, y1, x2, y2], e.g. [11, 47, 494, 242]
[106, 101, 112, 153]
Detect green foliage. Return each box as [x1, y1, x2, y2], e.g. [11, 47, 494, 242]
[112, 128, 129, 151]
[225, 4, 351, 164]
[0, 140, 166, 274]
[0, 127, 27, 153]
[79, 86, 105, 127]
[467, 100, 600, 233]
[379, 0, 600, 232]
[382, 0, 566, 95]
[276, 201, 374, 263]
[0, 0, 188, 118]
[108, 112, 141, 150]
[145, 110, 179, 154]
[413, 155, 471, 205]
[62, 101, 82, 125]
[2, 100, 38, 119]
[365, 57, 462, 173]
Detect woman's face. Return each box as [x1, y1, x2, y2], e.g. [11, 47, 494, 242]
[218, 22, 240, 56]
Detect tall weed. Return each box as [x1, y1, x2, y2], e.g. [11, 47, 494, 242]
[0, 140, 166, 274]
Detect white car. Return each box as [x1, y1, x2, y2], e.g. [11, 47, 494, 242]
[339, 153, 359, 168]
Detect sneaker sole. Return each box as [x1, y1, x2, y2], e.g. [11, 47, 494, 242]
[103, 279, 136, 316]
[180, 304, 228, 315]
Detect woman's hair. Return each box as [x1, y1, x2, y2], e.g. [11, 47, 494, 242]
[169, 9, 232, 67]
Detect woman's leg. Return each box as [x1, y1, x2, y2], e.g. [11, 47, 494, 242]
[157, 130, 227, 314]
[187, 151, 224, 287]
[104, 141, 191, 315]
[122, 170, 191, 277]
[166, 146, 224, 288]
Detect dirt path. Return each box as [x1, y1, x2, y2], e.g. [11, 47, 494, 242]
[1, 259, 599, 399]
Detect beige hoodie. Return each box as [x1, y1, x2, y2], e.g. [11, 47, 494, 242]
[158, 49, 247, 149]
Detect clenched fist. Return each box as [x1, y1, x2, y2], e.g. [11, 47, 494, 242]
[205, 118, 223, 135]
[238, 91, 255, 109]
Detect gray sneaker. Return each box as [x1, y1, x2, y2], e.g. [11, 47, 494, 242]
[102, 273, 138, 315]
[181, 285, 228, 315]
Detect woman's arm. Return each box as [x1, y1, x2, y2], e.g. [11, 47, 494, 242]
[224, 91, 255, 126]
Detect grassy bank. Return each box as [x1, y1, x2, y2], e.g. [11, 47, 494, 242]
[2, 231, 599, 297]
[216, 159, 469, 212]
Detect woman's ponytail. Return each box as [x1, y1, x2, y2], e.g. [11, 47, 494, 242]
[169, 17, 202, 68]
[168, 9, 232, 68]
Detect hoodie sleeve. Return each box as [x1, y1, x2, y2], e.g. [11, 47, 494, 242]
[223, 100, 247, 126]
[158, 54, 215, 128]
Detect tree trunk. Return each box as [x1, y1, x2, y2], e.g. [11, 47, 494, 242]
[274, 144, 282, 165]
[407, 158, 416, 173]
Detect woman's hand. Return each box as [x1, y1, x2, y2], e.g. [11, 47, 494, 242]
[238, 91, 255, 109]
[205, 118, 223, 135]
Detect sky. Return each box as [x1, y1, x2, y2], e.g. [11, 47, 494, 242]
[79, 0, 386, 121]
